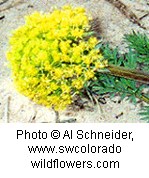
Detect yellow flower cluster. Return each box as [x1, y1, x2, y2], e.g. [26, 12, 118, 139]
[6, 5, 107, 110]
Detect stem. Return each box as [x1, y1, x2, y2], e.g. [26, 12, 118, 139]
[127, 86, 149, 104]
[55, 110, 60, 123]
[135, 94, 149, 104]
[97, 64, 149, 104]
[106, 64, 149, 84]
[52, 106, 60, 123]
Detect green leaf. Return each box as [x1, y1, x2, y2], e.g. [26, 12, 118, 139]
[139, 106, 149, 122]
[124, 31, 149, 57]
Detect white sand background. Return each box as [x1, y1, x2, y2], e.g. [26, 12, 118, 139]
[0, 0, 148, 123]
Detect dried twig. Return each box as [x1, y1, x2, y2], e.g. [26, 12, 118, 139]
[0, 0, 25, 13]
[105, 0, 146, 29]
[85, 89, 94, 105]
[4, 96, 10, 123]
[52, 106, 60, 123]
[0, 0, 9, 5]
[29, 113, 37, 123]
[139, 13, 149, 20]
[0, 15, 5, 20]
[60, 118, 76, 123]
[91, 94, 105, 119]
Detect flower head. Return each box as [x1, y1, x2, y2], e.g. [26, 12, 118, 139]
[6, 5, 107, 110]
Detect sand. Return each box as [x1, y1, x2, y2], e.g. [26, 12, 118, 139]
[0, 0, 148, 123]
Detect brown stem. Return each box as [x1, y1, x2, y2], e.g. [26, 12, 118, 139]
[55, 110, 60, 123]
[135, 94, 149, 104]
[97, 64, 149, 104]
[107, 64, 149, 84]
[52, 106, 60, 123]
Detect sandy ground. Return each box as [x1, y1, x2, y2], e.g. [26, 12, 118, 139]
[0, 0, 148, 123]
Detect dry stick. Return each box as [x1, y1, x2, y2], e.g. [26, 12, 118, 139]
[29, 110, 37, 123]
[98, 64, 149, 104]
[135, 93, 149, 104]
[107, 64, 149, 85]
[105, 0, 146, 29]
[0, 0, 9, 5]
[52, 106, 60, 123]
[139, 13, 149, 20]
[4, 96, 10, 123]
[0, 0, 24, 13]
[55, 110, 60, 123]
[86, 88, 94, 105]
[91, 93, 106, 120]
[60, 118, 76, 123]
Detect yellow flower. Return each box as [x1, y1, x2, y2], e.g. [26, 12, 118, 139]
[37, 50, 48, 61]
[85, 70, 94, 80]
[83, 56, 92, 66]
[51, 40, 59, 49]
[61, 54, 70, 62]
[72, 78, 84, 89]
[50, 82, 59, 91]
[72, 46, 82, 58]
[6, 5, 107, 110]
[60, 41, 69, 54]
[74, 66, 82, 75]
[75, 7, 85, 13]
[54, 68, 63, 79]
[61, 84, 71, 93]
[63, 68, 74, 78]
[88, 37, 98, 48]
[52, 50, 60, 62]
[71, 28, 84, 38]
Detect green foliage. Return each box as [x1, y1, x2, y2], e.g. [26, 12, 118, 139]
[86, 32, 149, 121]
[139, 106, 149, 122]
[86, 42, 146, 104]
[124, 31, 149, 57]
[124, 31, 149, 71]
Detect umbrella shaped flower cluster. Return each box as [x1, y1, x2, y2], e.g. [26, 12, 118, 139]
[7, 5, 107, 110]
